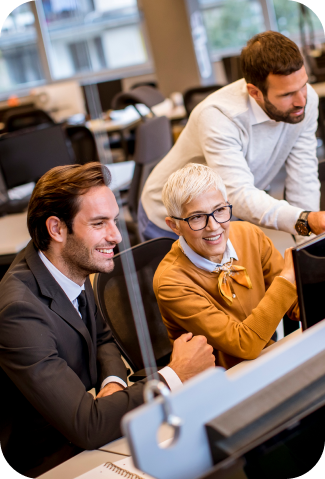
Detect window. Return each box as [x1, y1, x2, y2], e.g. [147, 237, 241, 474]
[39, 0, 149, 79]
[200, 0, 324, 59]
[0, 4, 44, 93]
[273, 0, 323, 42]
[199, 0, 266, 57]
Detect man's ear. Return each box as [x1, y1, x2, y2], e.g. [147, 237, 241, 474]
[165, 217, 182, 236]
[246, 83, 264, 103]
[45, 216, 67, 244]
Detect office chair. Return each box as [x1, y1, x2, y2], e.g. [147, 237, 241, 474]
[111, 87, 173, 243]
[183, 85, 224, 117]
[130, 81, 158, 90]
[64, 125, 99, 164]
[3, 108, 54, 133]
[93, 237, 175, 382]
[112, 85, 165, 115]
[128, 115, 172, 224]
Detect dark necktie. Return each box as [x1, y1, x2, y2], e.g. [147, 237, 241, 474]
[78, 290, 90, 331]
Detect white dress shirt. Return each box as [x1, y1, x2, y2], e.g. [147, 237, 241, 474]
[179, 236, 238, 272]
[38, 251, 182, 391]
[142, 79, 319, 236]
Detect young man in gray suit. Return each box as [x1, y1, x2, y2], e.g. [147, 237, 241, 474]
[0, 163, 214, 477]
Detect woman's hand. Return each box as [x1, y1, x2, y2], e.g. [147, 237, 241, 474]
[280, 247, 296, 285]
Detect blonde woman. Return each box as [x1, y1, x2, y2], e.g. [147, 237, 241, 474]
[154, 164, 299, 369]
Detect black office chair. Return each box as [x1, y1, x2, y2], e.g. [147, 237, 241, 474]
[128, 115, 172, 223]
[3, 108, 54, 133]
[112, 85, 165, 115]
[130, 81, 158, 90]
[111, 87, 172, 243]
[64, 125, 99, 164]
[93, 238, 175, 382]
[183, 85, 224, 117]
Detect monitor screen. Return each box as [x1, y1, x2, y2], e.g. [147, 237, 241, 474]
[293, 233, 325, 330]
[0, 125, 74, 189]
[83, 79, 123, 114]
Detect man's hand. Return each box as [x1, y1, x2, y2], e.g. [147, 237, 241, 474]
[168, 332, 215, 383]
[280, 247, 296, 285]
[308, 212, 325, 235]
[96, 382, 125, 399]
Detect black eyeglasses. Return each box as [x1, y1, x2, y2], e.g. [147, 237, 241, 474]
[172, 204, 232, 231]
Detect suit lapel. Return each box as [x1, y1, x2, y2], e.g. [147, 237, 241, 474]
[25, 242, 97, 384]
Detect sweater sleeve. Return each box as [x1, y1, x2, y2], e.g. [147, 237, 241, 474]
[156, 276, 297, 361]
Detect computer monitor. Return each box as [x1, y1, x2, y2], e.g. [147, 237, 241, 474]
[0, 125, 75, 190]
[83, 79, 123, 115]
[293, 232, 325, 330]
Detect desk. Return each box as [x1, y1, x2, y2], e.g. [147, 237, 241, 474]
[0, 163, 134, 264]
[105, 161, 135, 192]
[37, 329, 303, 479]
[227, 328, 302, 377]
[0, 212, 30, 255]
[38, 450, 127, 479]
[87, 100, 186, 135]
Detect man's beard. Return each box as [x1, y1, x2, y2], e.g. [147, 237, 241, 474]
[61, 232, 115, 282]
[263, 96, 306, 124]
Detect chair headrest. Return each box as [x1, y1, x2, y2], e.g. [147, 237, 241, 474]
[111, 86, 165, 110]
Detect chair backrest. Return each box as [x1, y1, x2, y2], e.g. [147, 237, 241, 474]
[319, 160, 325, 211]
[183, 85, 224, 117]
[64, 125, 99, 164]
[128, 115, 172, 221]
[4, 108, 54, 133]
[111, 86, 165, 113]
[93, 238, 175, 373]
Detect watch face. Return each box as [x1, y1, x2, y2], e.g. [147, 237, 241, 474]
[295, 222, 310, 236]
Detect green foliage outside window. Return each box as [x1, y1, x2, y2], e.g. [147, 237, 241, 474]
[203, 0, 324, 54]
[203, 0, 265, 51]
[273, 0, 323, 38]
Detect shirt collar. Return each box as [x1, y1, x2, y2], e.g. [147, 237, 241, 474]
[179, 236, 238, 273]
[249, 95, 272, 125]
[38, 250, 85, 303]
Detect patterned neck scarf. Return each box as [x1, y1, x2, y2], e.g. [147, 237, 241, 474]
[179, 237, 252, 305]
[213, 258, 252, 305]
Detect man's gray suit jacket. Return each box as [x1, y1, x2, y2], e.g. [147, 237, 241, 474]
[0, 241, 147, 476]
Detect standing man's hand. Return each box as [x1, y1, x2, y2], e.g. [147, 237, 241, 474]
[308, 212, 325, 235]
[168, 332, 215, 382]
[96, 382, 125, 399]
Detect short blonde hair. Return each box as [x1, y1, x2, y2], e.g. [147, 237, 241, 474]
[162, 163, 227, 218]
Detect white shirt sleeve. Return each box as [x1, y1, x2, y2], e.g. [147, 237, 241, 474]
[101, 368, 182, 392]
[197, 106, 305, 235]
[100, 376, 127, 390]
[158, 366, 183, 391]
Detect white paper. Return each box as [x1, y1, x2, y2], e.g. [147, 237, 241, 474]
[75, 455, 156, 479]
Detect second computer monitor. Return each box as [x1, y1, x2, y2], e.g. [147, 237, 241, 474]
[293, 233, 325, 330]
[0, 125, 75, 190]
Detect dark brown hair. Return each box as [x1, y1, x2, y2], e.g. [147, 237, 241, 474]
[241, 31, 304, 95]
[27, 162, 111, 251]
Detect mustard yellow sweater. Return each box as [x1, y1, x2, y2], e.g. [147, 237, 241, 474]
[153, 222, 299, 370]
